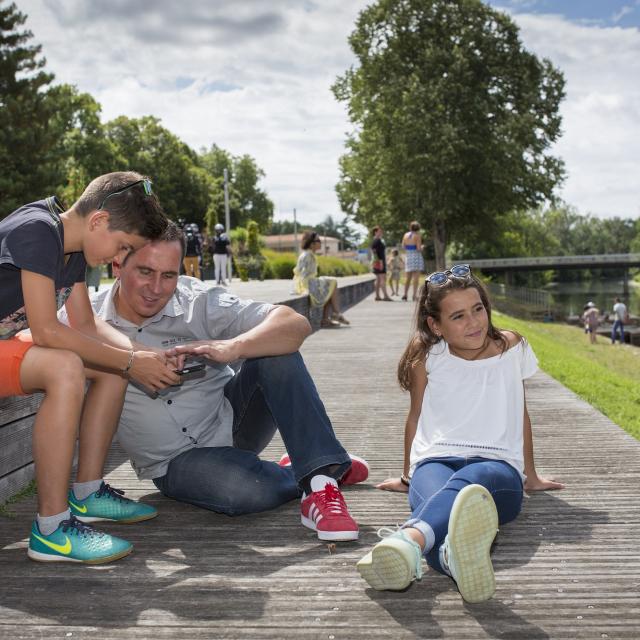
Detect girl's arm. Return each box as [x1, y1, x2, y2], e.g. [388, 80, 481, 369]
[377, 360, 427, 492]
[522, 394, 565, 491]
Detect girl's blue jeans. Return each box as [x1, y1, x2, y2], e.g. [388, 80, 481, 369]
[405, 456, 523, 574]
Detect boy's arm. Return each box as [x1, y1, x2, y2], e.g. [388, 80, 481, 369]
[522, 393, 564, 491]
[377, 361, 427, 492]
[64, 282, 132, 349]
[22, 271, 180, 391]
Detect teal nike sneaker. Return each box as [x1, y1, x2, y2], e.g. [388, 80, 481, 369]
[28, 516, 133, 564]
[68, 482, 158, 524]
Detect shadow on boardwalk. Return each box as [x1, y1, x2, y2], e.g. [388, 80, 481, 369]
[1, 293, 639, 639]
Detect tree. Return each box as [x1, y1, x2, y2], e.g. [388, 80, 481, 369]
[0, 1, 55, 215]
[200, 144, 274, 231]
[333, 0, 566, 268]
[105, 115, 212, 224]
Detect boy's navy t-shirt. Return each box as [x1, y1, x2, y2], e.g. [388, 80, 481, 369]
[0, 196, 87, 340]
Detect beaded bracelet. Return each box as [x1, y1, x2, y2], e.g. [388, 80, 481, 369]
[122, 349, 135, 374]
[400, 474, 410, 487]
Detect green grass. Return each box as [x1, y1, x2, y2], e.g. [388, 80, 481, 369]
[494, 311, 640, 441]
[0, 480, 37, 518]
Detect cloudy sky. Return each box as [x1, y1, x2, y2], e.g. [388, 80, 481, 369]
[15, 0, 640, 225]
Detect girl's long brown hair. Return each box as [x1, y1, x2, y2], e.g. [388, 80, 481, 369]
[397, 273, 511, 390]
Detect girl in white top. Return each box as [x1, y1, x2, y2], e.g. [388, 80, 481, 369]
[357, 265, 563, 603]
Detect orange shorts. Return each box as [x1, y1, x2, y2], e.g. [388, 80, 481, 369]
[0, 333, 35, 397]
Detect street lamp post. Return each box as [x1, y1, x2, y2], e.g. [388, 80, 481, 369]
[223, 168, 232, 281]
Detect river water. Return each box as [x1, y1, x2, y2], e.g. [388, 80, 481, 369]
[545, 279, 639, 318]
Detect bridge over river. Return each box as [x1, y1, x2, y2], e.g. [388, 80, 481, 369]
[458, 253, 640, 298]
[459, 253, 640, 272]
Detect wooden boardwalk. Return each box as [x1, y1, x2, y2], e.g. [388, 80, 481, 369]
[1, 293, 640, 639]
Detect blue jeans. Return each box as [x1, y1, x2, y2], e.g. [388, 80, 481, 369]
[153, 352, 350, 515]
[611, 320, 625, 344]
[405, 457, 523, 574]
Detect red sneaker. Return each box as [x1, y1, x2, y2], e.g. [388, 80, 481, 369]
[300, 477, 359, 541]
[278, 453, 369, 486]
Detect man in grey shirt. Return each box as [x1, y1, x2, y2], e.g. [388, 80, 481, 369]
[86, 222, 367, 542]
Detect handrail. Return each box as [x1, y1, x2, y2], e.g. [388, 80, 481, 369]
[454, 254, 640, 269]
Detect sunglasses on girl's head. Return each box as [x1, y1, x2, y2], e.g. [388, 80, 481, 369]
[98, 179, 154, 211]
[426, 264, 471, 286]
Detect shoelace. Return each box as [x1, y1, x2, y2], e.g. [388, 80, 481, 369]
[376, 525, 424, 580]
[317, 483, 348, 515]
[60, 515, 99, 538]
[96, 482, 128, 503]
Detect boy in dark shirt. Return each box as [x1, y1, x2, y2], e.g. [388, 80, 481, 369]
[0, 171, 181, 564]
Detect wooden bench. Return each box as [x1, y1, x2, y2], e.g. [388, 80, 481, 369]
[0, 394, 42, 504]
[0, 275, 375, 505]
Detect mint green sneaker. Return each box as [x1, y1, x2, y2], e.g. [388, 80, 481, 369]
[440, 484, 499, 603]
[68, 482, 158, 524]
[356, 527, 424, 590]
[28, 516, 132, 564]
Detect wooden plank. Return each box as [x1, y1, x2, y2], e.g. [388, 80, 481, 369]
[0, 393, 42, 425]
[0, 415, 35, 476]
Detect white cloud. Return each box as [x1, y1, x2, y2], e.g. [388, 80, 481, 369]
[15, 1, 640, 223]
[513, 13, 640, 217]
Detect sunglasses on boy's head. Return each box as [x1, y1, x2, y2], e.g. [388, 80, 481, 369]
[98, 179, 154, 211]
[426, 264, 471, 286]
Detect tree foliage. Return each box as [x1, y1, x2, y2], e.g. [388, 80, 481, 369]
[200, 144, 274, 232]
[0, 1, 55, 213]
[333, 0, 566, 267]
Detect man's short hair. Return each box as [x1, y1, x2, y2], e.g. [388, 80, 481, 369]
[74, 171, 167, 240]
[121, 220, 186, 267]
[372, 225, 381, 234]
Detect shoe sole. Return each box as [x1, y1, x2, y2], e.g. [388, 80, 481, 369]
[27, 546, 133, 564]
[74, 511, 158, 524]
[447, 484, 499, 603]
[356, 538, 415, 590]
[301, 515, 359, 541]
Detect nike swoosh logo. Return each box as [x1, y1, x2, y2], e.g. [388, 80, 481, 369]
[32, 533, 72, 555]
[69, 500, 87, 514]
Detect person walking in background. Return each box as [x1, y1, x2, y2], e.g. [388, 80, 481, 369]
[183, 223, 202, 279]
[356, 265, 563, 602]
[581, 301, 600, 345]
[211, 223, 232, 285]
[371, 226, 392, 302]
[611, 297, 628, 345]
[402, 221, 425, 301]
[293, 231, 350, 328]
[388, 248, 404, 297]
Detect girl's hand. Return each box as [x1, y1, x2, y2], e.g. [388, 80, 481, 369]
[376, 477, 409, 493]
[524, 474, 565, 492]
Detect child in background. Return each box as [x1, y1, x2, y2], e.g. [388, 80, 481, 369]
[387, 249, 404, 296]
[356, 264, 563, 602]
[0, 172, 180, 564]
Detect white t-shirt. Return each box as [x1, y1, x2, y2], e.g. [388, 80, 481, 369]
[410, 339, 538, 480]
[613, 302, 627, 322]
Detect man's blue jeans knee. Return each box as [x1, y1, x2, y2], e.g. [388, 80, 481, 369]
[153, 352, 350, 515]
